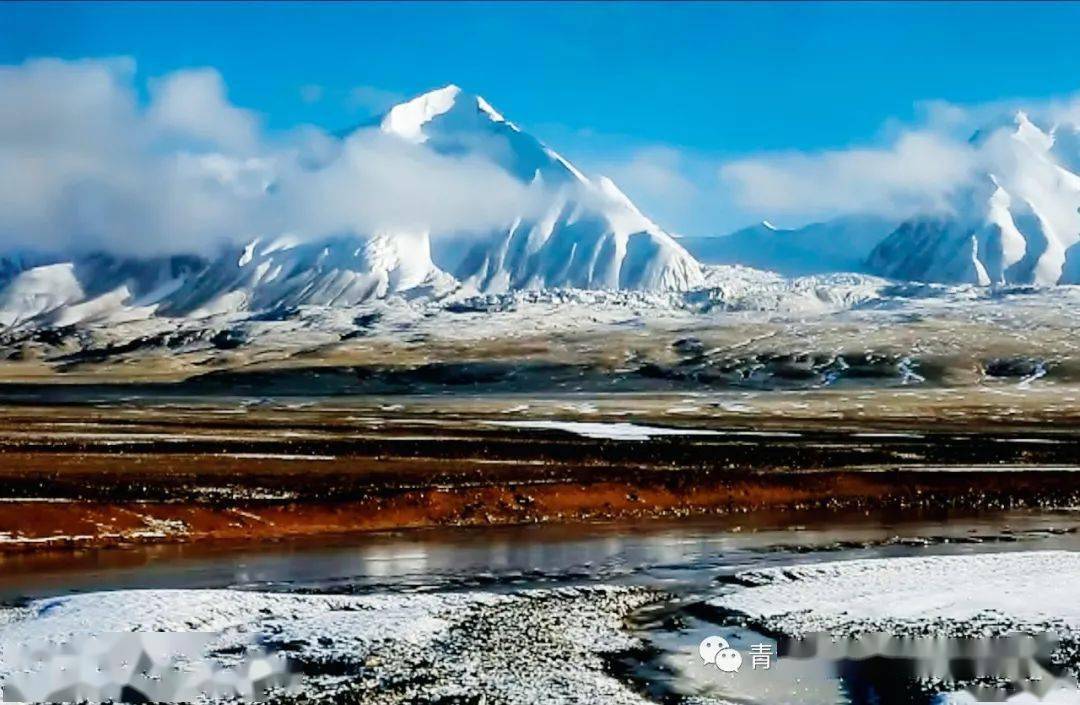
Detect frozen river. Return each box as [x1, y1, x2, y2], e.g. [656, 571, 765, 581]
[4, 508, 1080, 704]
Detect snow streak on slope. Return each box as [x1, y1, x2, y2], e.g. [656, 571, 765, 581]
[868, 112, 1080, 285]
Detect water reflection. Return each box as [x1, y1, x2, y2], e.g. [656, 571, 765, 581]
[4, 508, 1080, 602]
[5, 509, 1080, 704]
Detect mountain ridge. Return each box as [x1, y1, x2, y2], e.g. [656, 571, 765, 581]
[683, 215, 896, 277]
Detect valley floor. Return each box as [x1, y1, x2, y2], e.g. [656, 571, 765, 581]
[4, 389, 1080, 554]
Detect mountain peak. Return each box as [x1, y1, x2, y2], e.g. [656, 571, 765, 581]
[365, 85, 703, 292]
[380, 84, 464, 143]
[970, 109, 1053, 151]
[379, 84, 515, 145]
[869, 107, 1080, 286]
[1010, 110, 1054, 153]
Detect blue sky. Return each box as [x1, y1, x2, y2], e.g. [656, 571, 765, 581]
[6, 1, 1080, 234]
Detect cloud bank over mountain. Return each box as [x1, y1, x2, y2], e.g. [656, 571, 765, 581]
[589, 93, 1080, 236]
[0, 58, 548, 258]
[718, 131, 977, 221]
[0, 60, 705, 330]
[10, 54, 1080, 292]
[719, 96, 1080, 221]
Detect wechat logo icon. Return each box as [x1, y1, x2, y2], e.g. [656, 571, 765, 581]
[698, 635, 743, 673]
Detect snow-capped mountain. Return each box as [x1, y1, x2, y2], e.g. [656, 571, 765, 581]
[161, 233, 456, 317]
[0, 253, 208, 328]
[0, 85, 703, 329]
[867, 112, 1080, 285]
[684, 215, 896, 277]
[0, 231, 459, 329]
[382, 85, 703, 292]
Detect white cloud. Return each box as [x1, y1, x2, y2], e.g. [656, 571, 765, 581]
[712, 93, 1080, 226]
[719, 131, 977, 220]
[564, 121, 987, 236]
[9, 55, 1080, 258]
[1042, 93, 1080, 127]
[0, 58, 549, 259]
[586, 94, 1080, 235]
[147, 68, 260, 153]
[270, 128, 547, 237]
[590, 146, 738, 236]
[601, 147, 699, 204]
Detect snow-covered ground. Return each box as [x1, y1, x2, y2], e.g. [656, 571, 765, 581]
[5, 263, 1080, 389]
[8, 533, 1080, 703]
[485, 420, 726, 440]
[0, 260, 884, 336]
[709, 551, 1080, 704]
[712, 551, 1080, 638]
[0, 586, 660, 704]
[9, 260, 1080, 347]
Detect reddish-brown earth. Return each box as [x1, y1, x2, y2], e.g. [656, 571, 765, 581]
[1, 400, 1079, 553]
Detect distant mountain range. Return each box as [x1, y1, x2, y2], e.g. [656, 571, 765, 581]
[691, 112, 1080, 285]
[5, 94, 1080, 330]
[681, 216, 896, 278]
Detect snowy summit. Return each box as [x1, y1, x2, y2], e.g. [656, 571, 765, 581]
[378, 85, 704, 292]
